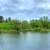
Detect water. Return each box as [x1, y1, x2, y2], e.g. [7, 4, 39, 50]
[0, 32, 49, 50]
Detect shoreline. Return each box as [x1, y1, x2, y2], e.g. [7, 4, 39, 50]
[0, 29, 49, 33]
[0, 30, 17, 33]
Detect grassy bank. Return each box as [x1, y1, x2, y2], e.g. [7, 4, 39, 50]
[0, 28, 49, 33]
[0, 16, 49, 33]
[21, 28, 49, 32]
[0, 29, 17, 33]
[0, 23, 49, 33]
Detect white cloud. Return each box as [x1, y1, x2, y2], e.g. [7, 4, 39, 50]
[0, 0, 50, 19]
[37, 2, 50, 9]
[0, 0, 34, 11]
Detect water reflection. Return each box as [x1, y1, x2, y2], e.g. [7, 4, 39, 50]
[38, 34, 48, 50]
[0, 32, 49, 50]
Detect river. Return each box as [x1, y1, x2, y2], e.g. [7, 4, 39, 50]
[0, 32, 49, 50]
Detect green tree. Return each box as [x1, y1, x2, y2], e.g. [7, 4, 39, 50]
[39, 16, 48, 29]
[22, 20, 29, 30]
[0, 16, 4, 23]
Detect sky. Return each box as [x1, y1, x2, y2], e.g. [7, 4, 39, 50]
[0, 0, 50, 20]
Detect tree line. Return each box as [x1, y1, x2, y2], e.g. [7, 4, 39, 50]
[0, 16, 49, 32]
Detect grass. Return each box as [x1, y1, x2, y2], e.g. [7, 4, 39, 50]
[0, 23, 49, 33]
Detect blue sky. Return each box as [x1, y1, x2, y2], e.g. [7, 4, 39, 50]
[0, 0, 50, 20]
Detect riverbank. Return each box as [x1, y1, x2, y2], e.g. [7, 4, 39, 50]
[0, 28, 49, 33]
[22, 28, 48, 32]
[0, 29, 17, 33]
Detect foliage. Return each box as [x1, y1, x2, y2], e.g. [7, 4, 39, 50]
[0, 16, 4, 23]
[0, 16, 49, 32]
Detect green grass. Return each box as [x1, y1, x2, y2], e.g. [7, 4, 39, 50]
[0, 22, 13, 30]
[0, 22, 50, 33]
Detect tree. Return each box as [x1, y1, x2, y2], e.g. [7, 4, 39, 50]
[8, 17, 11, 22]
[30, 19, 39, 28]
[0, 16, 4, 23]
[22, 20, 29, 30]
[39, 16, 48, 29]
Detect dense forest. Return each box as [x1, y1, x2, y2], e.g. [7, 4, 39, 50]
[0, 16, 49, 32]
